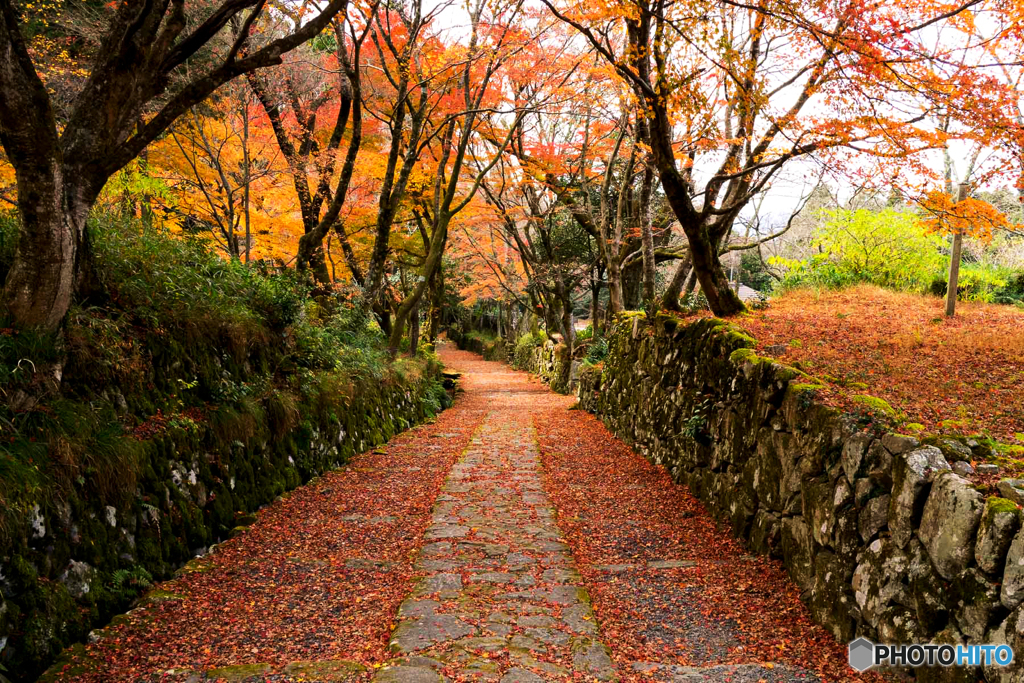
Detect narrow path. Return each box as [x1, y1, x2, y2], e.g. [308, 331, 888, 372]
[47, 345, 866, 683]
[375, 410, 614, 682]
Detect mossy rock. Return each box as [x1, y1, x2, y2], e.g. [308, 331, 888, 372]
[138, 589, 187, 606]
[985, 496, 1020, 517]
[851, 394, 899, 420]
[281, 660, 368, 680]
[790, 383, 825, 394]
[36, 643, 100, 683]
[728, 347, 761, 366]
[206, 662, 273, 680]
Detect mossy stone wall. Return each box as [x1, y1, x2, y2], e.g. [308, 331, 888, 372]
[575, 312, 1023, 683]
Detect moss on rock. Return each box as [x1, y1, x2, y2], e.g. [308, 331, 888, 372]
[851, 394, 899, 419]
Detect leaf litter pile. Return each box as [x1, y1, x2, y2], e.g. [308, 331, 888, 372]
[535, 401, 880, 682]
[737, 285, 1024, 446]
[50, 355, 490, 682]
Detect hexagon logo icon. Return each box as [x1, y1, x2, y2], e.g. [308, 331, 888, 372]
[848, 637, 875, 672]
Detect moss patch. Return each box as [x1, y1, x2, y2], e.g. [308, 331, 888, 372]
[206, 663, 273, 680]
[851, 394, 899, 419]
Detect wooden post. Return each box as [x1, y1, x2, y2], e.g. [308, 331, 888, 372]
[945, 182, 971, 318]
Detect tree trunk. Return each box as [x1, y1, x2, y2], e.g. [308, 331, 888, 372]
[590, 275, 602, 335]
[388, 217, 449, 353]
[3, 168, 87, 331]
[640, 165, 656, 304]
[945, 182, 970, 317]
[409, 301, 420, 354]
[945, 232, 964, 317]
[661, 253, 692, 311]
[686, 226, 745, 315]
[606, 257, 625, 314]
[428, 268, 442, 341]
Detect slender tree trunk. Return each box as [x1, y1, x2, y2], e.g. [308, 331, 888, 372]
[428, 268, 442, 341]
[388, 219, 449, 353]
[945, 182, 970, 317]
[590, 275, 602, 335]
[945, 233, 964, 317]
[241, 98, 252, 264]
[661, 253, 692, 311]
[409, 301, 420, 354]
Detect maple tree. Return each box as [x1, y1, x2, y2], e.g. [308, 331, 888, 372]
[0, 0, 368, 415]
[246, 6, 375, 282]
[920, 184, 1018, 315]
[539, 0, 1024, 316]
[152, 81, 282, 261]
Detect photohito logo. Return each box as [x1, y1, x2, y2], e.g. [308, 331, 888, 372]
[848, 637, 1014, 671]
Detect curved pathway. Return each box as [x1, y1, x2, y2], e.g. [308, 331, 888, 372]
[46, 345, 869, 683]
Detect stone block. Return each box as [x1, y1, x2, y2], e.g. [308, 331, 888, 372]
[918, 471, 983, 580]
[889, 446, 950, 549]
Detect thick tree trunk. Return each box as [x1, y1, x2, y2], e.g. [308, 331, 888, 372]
[639, 165, 656, 304]
[685, 226, 744, 315]
[606, 258, 625, 314]
[2, 168, 88, 331]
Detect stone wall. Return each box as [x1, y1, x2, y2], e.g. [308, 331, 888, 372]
[570, 312, 1022, 682]
[0, 371, 449, 682]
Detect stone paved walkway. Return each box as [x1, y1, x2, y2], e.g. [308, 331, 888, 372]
[46, 344, 864, 682]
[374, 411, 616, 682]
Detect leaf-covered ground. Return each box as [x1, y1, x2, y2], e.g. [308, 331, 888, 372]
[47, 345, 871, 682]
[736, 286, 1024, 447]
[533, 401, 877, 682]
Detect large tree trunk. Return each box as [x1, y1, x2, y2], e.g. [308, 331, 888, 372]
[606, 257, 625, 314]
[3, 168, 88, 331]
[684, 224, 744, 315]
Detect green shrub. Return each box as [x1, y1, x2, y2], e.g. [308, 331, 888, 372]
[995, 271, 1024, 304]
[930, 264, 1023, 303]
[584, 338, 608, 365]
[775, 208, 944, 293]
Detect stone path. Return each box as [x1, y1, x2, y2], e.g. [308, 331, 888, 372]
[46, 345, 865, 682]
[374, 411, 616, 682]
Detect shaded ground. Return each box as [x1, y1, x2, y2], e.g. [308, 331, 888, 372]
[734, 285, 1024, 446]
[45, 346, 870, 682]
